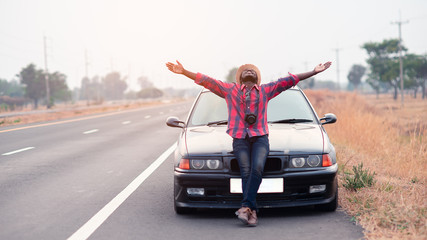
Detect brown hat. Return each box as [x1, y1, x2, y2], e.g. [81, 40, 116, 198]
[235, 64, 261, 85]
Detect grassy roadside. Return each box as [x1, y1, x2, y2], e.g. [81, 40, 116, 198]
[305, 90, 426, 239]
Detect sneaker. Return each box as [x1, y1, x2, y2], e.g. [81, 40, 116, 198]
[235, 207, 251, 225]
[248, 210, 258, 227]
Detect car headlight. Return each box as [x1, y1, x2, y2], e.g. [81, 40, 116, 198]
[289, 155, 325, 168]
[307, 155, 321, 167]
[181, 159, 223, 170]
[291, 157, 305, 168]
[206, 160, 221, 169]
[191, 160, 205, 169]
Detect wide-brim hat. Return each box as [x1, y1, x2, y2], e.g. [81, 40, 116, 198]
[235, 64, 261, 85]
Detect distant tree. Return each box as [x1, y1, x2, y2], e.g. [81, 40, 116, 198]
[80, 76, 90, 102]
[137, 87, 163, 99]
[48, 71, 71, 103]
[225, 67, 238, 83]
[80, 76, 103, 104]
[298, 77, 315, 89]
[0, 79, 25, 97]
[18, 64, 46, 109]
[404, 54, 427, 99]
[137, 76, 153, 90]
[102, 72, 127, 100]
[313, 80, 336, 90]
[362, 39, 406, 100]
[347, 64, 366, 92]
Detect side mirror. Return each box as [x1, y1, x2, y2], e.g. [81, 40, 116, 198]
[320, 113, 337, 125]
[166, 116, 185, 128]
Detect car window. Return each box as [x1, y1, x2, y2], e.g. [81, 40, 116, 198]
[267, 89, 315, 122]
[188, 89, 315, 126]
[189, 91, 228, 126]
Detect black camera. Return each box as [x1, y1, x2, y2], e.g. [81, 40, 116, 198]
[245, 114, 257, 125]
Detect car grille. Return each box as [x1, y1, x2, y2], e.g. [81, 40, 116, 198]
[229, 157, 283, 173]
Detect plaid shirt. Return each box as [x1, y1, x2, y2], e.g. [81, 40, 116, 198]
[195, 72, 300, 139]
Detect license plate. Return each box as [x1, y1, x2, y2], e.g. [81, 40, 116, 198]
[230, 178, 284, 194]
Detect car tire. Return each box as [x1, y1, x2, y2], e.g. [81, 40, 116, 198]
[315, 184, 338, 212]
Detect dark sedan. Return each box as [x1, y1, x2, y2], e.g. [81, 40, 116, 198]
[166, 86, 338, 214]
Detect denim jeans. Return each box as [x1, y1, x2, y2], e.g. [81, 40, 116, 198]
[232, 135, 269, 211]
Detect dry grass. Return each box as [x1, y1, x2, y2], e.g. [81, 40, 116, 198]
[305, 90, 427, 240]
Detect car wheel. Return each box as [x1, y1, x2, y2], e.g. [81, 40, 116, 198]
[315, 184, 338, 212]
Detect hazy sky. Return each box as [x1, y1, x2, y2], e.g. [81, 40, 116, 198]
[1, 0, 426, 90]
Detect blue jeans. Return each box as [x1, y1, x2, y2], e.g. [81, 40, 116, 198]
[232, 135, 269, 211]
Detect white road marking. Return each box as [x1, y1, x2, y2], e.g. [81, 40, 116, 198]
[122, 121, 131, 125]
[67, 142, 177, 240]
[83, 129, 99, 134]
[159, 111, 164, 114]
[144, 115, 151, 119]
[2, 147, 35, 156]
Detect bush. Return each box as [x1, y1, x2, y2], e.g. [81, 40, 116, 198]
[343, 163, 375, 191]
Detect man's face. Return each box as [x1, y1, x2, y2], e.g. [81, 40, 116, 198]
[241, 69, 257, 84]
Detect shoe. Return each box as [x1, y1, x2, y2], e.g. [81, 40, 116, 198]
[248, 210, 258, 227]
[235, 207, 251, 225]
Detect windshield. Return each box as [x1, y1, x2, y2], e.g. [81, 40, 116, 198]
[188, 89, 316, 126]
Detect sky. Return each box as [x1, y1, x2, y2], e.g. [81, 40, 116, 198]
[0, 0, 426, 91]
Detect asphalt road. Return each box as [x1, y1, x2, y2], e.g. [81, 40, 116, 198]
[0, 100, 364, 240]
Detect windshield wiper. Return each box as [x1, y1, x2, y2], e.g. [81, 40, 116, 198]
[207, 120, 228, 126]
[270, 118, 313, 124]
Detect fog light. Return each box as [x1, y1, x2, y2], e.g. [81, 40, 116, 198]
[309, 185, 326, 193]
[187, 188, 205, 196]
[206, 160, 220, 169]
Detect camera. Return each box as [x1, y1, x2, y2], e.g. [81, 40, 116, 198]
[245, 114, 257, 125]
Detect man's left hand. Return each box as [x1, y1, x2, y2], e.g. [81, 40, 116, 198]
[314, 62, 332, 73]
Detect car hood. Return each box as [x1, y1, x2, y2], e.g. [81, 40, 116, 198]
[185, 124, 324, 156]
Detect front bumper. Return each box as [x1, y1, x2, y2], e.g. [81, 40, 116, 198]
[174, 164, 338, 209]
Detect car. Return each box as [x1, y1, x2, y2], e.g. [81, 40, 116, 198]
[166, 86, 338, 214]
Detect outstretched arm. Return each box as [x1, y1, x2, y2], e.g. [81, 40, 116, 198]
[166, 60, 197, 81]
[295, 61, 332, 81]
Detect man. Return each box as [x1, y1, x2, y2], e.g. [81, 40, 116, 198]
[166, 60, 332, 226]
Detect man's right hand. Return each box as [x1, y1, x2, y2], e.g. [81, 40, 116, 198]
[166, 60, 184, 74]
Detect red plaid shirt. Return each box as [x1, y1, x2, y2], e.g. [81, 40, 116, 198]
[195, 72, 300, 139]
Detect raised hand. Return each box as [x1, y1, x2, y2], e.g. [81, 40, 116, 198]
[314, 61, 332, 73]
[166, 60, 184, 74]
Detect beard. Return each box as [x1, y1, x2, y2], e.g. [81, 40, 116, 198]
[242, 75, 257, 84]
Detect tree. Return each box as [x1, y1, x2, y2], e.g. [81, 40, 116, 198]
[347, 64, 366, 92]
[102, 72, 127, 100]
[137, 87, 163, 99]
[404, 54, 427, 99]
[298, 77, 315, 89]
[48, 71, 71, 103]
[0, 79, 25, 97]
[18, 64, 46, 109]
[225, 67, 238, 83]
[137, 76, 153, 90]
[80, 76, 103, 104]
[362, 39, 407, 100]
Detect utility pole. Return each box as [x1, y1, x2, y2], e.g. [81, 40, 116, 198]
[392, 13, 409, 107]
[43, 35, 51, 108]
[333, 48, 341, 90]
